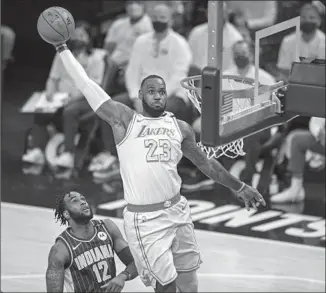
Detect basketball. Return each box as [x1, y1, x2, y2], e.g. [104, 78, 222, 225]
[37, 7, 75, 45]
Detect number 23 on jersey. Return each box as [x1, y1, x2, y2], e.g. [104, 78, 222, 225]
[144, 139, 172, 162]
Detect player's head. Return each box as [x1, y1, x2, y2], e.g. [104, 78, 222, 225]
[67, 21, 91, 53]
[151, 3, 172, 33]
[55, 191, 93, 226]
[232, 40, 254, 69]
[126, 1, 145, 22]
[300, 3, 321, 34]
[139, 75, 167, 117]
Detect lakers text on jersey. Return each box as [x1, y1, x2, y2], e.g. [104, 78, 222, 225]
[57, 220, 116, 292]
[117, 112, 183, 205]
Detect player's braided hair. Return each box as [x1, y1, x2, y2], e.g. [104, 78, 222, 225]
[54, 192, 69, 226]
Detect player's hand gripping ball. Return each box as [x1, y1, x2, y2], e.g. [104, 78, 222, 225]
[37, 7, 75, 45]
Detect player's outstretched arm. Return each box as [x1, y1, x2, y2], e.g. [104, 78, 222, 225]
[101, 219, 138, 292]
[46, 241, 70, 292]
[178, 120, 266, 210]
[55, 44, 134, 128]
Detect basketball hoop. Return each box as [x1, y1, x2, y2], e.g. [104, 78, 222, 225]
[181, 75, 283, 159]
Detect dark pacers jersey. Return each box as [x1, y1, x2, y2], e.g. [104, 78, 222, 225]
[57, 220, 116, 292]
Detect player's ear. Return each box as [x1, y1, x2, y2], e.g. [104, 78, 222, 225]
[63, 210, 70, 220]
[138, 89, 143, 100]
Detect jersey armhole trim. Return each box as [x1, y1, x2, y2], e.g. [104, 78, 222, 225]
[172, 117, 183, 141]
[57, 236, 74, 269]
[100, 220, 115, 253]
[116, 113, 137, 147]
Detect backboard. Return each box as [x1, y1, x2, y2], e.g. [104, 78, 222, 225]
[200, 1, 302, 147]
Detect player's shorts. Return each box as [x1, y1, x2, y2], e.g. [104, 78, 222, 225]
[123, 194, 202, 288]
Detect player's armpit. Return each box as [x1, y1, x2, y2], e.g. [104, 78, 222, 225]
[178, 120, 243, 192]
[96, 99, 134, 129]
[57, 47, 134, 127]
[46, 241, 69, 293]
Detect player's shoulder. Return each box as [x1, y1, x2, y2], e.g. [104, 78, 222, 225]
[176, 118, 194, 140]
[48, 237, 70, 262]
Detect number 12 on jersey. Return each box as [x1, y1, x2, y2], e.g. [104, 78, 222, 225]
[145, 139, 171, 162]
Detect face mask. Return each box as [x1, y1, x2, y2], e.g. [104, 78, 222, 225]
[152, 21, 168, 33]
[300, 21, 317, 34]
[234, 55, 250, 69]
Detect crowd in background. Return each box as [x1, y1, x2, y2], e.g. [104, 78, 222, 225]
[2, 0, 325, 204]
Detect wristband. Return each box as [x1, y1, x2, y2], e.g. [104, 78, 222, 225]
[56, 44, 68, 53]
[120, 270, 131, 281]
[236, 182, 246, 193]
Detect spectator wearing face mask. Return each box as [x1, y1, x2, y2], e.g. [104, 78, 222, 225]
[22, 22, 105, 169]
[125, 2, 192, 122]
[90, 1, 153, 173]
[102, 1, 152, 92]
[187, 2, 243, 75]
[277, 3, 325, 81]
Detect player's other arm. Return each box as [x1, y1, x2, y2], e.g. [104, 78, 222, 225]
[46, 240, 70, 292]
[55, 44, 134, 127]
[178, 120, 266, 209]
[101, 219, 138, 292]
[103, 219, 138, 280]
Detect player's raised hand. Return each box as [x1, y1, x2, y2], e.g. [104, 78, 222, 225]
[100, 274, 126, 292]
[236, 184, 266, 211]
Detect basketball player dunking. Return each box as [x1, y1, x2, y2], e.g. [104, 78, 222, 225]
[46, 191, 138, 292]
[49, 42, 266, 292]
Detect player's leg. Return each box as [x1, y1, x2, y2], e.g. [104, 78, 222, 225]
[123, 207, 178, 291]
[176, 270, 198, 292]
[171, 197, 202, 292]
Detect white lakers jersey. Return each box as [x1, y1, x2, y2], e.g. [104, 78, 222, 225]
[116, 112, 183, 205]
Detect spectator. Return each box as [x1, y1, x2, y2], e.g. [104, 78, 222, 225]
[102, 1, 152, 93]
[277, 3, 325, 81]
[227, 1, 277, 31]
[271, 117, 325, 203]
[228, 8, 252, 45]
[187, 2, 243, 75]
[1, 25, 16, 70]
[22, 22, 105, 169]
[125, 2, 192, 122]
[145, 1, 187, 35]
[189, 40, 277, 192]
[89, 1, 153, 173]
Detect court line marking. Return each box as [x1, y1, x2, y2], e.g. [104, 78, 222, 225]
[1, 202, 325, 252]
[1, 273, 325, 285]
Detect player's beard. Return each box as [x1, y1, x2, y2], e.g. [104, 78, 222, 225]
[142, 99, 166, 117]
[70, 209, 94, 225]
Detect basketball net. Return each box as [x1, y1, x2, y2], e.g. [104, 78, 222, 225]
[181, 75, 262, 159]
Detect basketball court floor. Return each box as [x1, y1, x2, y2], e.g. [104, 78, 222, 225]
[1, 202, 325, 292]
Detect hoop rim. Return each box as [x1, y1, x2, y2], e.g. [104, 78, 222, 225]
[180, 74, 261, 94]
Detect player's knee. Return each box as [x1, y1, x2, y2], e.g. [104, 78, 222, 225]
[155, 279, 177, 293]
